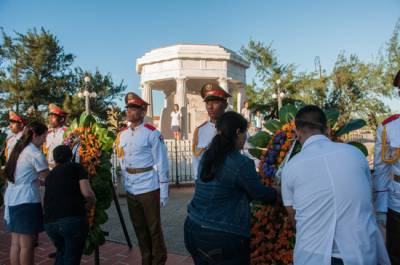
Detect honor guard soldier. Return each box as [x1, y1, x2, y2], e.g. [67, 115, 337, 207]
[4, 111, 27, 161]
[374, 69, 400, 264]
[192, 83, 230, 179]
[44, 104, 67, 169]
[115, 92, 169, 265]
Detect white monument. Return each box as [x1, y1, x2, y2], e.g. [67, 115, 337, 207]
[136, 44, 249, 139]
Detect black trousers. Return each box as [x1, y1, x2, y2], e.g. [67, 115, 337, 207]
[387, 208, 400, 265]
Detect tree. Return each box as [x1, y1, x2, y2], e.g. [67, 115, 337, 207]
[0, 27, 75, 115]
[63, 68, 126, 123]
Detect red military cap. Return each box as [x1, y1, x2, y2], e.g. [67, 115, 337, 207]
[9, 111, 27, 125]
[200, 83, 232, 101]
[48, 103, 67, 117]
[125, 92, 149, 108]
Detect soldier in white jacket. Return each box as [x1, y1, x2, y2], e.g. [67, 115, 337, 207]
[115, 92, 169, 265]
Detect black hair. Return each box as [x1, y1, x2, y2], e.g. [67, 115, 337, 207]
[295, 105, 327, 132]
[4, 121, 48, 183]
[53, 145, 72, 164]
[200, 111, 247, 182]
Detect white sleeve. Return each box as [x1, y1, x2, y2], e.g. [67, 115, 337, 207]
[151, 131, 169, 199]
[281, 164, 294, 206]
[33, 151, 49, 172]
[373, 125, 390, 213]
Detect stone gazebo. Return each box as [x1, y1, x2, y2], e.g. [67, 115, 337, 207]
[136, 44, 250, 139]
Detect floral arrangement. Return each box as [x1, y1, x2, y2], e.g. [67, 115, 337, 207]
[64, 113, 114, 255]
[248, 104, 368, 265]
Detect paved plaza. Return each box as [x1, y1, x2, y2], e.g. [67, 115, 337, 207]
[0, 186, 194, 265]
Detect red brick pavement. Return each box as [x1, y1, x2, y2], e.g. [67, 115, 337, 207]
[0, 210, 193, 265]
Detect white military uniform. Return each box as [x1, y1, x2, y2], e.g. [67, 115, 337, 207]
[192, 121, 217, 180]
[374, 114, 400, 215]
[116, 123, 169, 200]
[5, 131, 23, 161]
[44, 126, 67, 167]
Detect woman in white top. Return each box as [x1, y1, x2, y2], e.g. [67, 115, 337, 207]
[4, 121, 49, 265]
[170, 104, 182, 140]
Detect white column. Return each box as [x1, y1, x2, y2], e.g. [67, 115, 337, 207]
[218, 77, 233, 110]
[176, 77, 188, 139]
[237, 85, 246, 113]
[141, 81, 153, 117]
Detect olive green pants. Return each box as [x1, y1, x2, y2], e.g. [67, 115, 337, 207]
[127, 189, 167, 265]
[387, 208, 400, 265]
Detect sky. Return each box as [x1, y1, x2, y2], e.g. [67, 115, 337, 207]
[1, 0, 399, 115]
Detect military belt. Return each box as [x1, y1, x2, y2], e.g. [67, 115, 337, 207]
[126, 166, 153, 174]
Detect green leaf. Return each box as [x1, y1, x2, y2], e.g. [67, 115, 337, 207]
[324, 108, 340, 128]
[248, 131, 271, 148]
[248, 148, 262, 159]
[335, 119, 367, 137]
[347, 141, 368, 156]
[79, 113, 96, 128]
[264, 120, 283, 133]
[95, 210, 108, 225]
[278, 104, 297, 124]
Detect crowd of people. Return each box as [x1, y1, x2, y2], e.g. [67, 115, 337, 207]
[1, 71, 400, 265]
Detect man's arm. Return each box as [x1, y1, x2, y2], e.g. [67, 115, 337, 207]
[151, 131, 169, 206]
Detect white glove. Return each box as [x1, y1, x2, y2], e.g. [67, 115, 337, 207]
[376, 212, 387, 227]
[160, 197, 168, 207]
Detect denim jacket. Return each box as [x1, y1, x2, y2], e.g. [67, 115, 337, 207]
[187, 151, 277, 237]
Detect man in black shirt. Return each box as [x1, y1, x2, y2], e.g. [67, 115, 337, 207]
[44, 145, 96, 265]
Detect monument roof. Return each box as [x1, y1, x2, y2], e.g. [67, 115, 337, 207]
[136, 44, 250, 74]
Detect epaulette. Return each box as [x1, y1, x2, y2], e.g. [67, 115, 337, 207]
[144, 123, 156, 131]
[382, 114, 400, 126]
[62, 127, 67, 132]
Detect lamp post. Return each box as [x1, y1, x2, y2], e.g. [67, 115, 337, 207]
[78, 75, 97, 114]
[272, 79, 285, 111]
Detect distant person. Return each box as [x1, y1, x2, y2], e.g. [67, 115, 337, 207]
[281, 105, 390, 265]
[3, 121, 49, 265]
[185, 111, 278, 265]
[241, 100, 251, 125]
[4, 112, 27, 162]
[253, 110, 263, 132]
[44, 104, 68, 169]
[373, 69, 400, 265]
[44, 145, 96, 265]
[170, 104, 182, 140]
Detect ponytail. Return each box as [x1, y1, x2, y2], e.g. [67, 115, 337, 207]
[4, 121, 47, 183]
[200, 111, 247, 182]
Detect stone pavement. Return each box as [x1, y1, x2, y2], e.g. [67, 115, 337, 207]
[0, 186, 194, 265]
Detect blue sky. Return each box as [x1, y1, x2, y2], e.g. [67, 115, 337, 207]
[1, 0, 399, 114]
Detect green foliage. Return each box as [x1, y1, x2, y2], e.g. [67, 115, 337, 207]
[0, 131, 6, 206]
[324, 108, 340, 128]
[0, 27, 75, 116]
[248, 131, 271, 148]
[264, 119, 283, 133]
[63, 68, 126, 123]
[334, 119, 367, 137]
[347, 141, 369, 156]
[278, 104, 298, 124]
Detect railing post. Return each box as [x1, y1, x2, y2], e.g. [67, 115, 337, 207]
[175, 139, 180, 185]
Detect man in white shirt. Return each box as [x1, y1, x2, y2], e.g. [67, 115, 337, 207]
[4, 112, 26, 161]
[44, 104, 67, 169]
[281, 105, 390, 265]
[116, 92, 169, 265]
[374, 70, 400, 264]
[192, 83, 231, 180]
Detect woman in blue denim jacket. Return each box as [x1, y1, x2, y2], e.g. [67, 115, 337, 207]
[184, 111, 278, 265]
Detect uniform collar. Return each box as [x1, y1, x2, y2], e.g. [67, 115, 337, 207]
[129, 122, 144, 132]
[301, 134, 330, 151]
[208, 121, 216, 128]
[48, 126, 64, 133]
